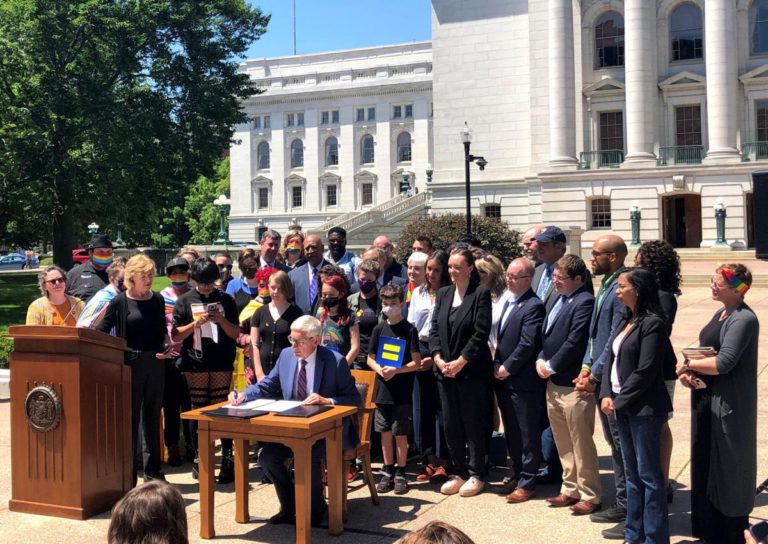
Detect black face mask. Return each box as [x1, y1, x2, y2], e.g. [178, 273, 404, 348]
[358, 279, 376, 294]
[322, 297, 340, 308]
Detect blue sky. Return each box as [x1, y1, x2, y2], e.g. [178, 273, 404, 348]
[244, 0, 432, 59]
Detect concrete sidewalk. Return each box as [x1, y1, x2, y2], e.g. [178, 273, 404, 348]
[1, 285, 767, 543]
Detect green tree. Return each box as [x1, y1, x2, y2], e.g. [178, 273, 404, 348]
[394, 213, 522, 265]
[184, 157, 230, 244]
[0, 0, 268, 266]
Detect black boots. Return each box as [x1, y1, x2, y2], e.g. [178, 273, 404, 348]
[217, 451, 235, 485]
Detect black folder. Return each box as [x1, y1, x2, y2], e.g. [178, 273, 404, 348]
[205, 407, 269, 419]
[277, 405, 333, 418]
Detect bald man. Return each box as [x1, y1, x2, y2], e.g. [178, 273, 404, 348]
[288, 234, 329, 315]
[576, 234, 628, 528]
[374, 235, 407, 280]
[521, 225, 546, 266]
[364, 246, 406, 289]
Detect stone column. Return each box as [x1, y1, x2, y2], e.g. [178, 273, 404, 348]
[623, 0, 657, 166]
[704, 0, 740, 162]
[548, 0, 577, 167]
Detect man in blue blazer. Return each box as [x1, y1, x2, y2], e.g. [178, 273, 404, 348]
[493, 258, 546, 503]
[575, 235, 629, 526]
[289, 234, 329, 315]
[229, 315, 360, 525]
[535, 255, 601, 516]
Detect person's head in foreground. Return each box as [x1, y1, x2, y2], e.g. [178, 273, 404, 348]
[397, 521, 476, 544]
[108, 480, 188, 544]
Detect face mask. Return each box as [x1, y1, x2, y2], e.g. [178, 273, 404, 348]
[382, 305, 400, 317]
[358, 279, 376, 294]
[92, 254, 113, 268]
[243, 268, 257, 280]
[168, 274, 188, 288]
[220, 270, 230, 282]
[322, 296, 340, 308]
[258, 286, 270, 299]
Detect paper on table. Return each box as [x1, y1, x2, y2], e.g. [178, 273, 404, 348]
[224, 398, 278, 410]
[263, 400, 304, 412]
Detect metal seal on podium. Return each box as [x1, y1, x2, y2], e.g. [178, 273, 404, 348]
[24, 384, 62, 433]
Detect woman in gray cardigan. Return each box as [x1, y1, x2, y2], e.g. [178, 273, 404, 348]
[678, 263, 759, 544]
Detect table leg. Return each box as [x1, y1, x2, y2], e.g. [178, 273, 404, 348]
[234, 439, 250, 524]
[293, 442, 313, 544]
[326, 425, 343, 536]
[199, 423, 215, 539]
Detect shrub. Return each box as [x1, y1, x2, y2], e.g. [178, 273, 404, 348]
[394, 213, 522, 265]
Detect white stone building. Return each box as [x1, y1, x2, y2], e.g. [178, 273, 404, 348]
[230, 0, 768, 250]
[228, 42, 433, 243]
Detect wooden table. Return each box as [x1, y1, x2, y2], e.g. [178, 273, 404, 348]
[182, 403, 357, 544]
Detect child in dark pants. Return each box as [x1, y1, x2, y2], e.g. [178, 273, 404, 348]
[367, 283, 421, 494]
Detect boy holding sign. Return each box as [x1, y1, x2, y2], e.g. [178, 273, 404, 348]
[367, 283, 421, 494]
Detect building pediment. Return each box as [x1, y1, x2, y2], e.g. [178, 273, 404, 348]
[285, 173, 306, 185]
[251, 175, 272, 186]
[354, 169, 377, 182]
[740, 64, 768, 87]
[583, 77, 625, 98]
[319, 172, 341, 184]
[658, 71, 706, 91]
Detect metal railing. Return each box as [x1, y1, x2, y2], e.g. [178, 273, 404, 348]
[313, 191, 428, 234]
[741, 141, 768, 162]
[578, 150, 625, 169]
[657, 145, 704, 166]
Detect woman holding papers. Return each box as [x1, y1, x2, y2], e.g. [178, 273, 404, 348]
[97, 255, 170, 485]
[429, 247, 492, 498]
[172, 258, 239, 484]
[678, 264, 759, 544]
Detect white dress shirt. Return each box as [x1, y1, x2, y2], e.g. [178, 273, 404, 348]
[407, 284, 433, 340]
[294, 348, 318, 398]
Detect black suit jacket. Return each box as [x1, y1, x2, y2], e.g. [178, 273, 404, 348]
[288, 259, 329, 315]
[494, 289, 546, 391]
[429, 282, 492, 380]
[599, 314, 673, 416]
[538, 285, 594, 387]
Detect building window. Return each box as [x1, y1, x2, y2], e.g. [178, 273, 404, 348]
[392, 104, 412, 119]
[291, 185, 303, 208]
[595, 11, 624, 68]
[405, 104, 413, 118]
[590, 198, 612, 229]
[290, 139, 304, 168]
[286, 113, 294, 127]
[297, 112, 304, 126]
[670, 3, 703, 61]
[361, 135, 375, 164]
[599, 111, 624, 151]
[321, 110, 339, 125]
[675, 105, 702, 146]
[258, 187, 269, 210]
[326, 184, 338, 207]
[757, 100, 768, 141]
[361, 183, 374, 206]
[264, 115, 270, 129]
[356, 108, 365, 122]
[251, 115, 270, 130]
[257, 141, 270, 170]
[397, 132, 412, 162]
[393, 105, 402, 119]
[484, 204, 502, 220]
[252, 117, 261, 130]
[325, 136, 338, 166]
[368, 107, 376, 121]
[751, 0, 768, 55]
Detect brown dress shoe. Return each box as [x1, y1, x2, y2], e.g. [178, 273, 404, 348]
[546, 494, 579, 507]
[570, 500, 601, 515]
[506, 488, 535, 503]
[492, 478, 518, 495]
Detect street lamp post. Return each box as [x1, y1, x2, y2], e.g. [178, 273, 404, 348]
[460, 123, 488, 237]
[213, 194, 231, 245]
[629, 201, 642, 247]
[88, 222, 99, 236]
[714, 199, 728, 246]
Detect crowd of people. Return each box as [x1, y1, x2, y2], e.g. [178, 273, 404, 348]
[26, 223, 761, 543]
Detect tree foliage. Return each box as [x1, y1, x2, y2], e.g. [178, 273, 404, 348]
[184, 157, 230, 244]
[394, 213, 523, 265]
[0, 0, 268, 264]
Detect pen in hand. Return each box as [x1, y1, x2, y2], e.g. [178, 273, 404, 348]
[229, 390, 242, 405]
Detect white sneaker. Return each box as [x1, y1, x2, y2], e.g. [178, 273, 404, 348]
[458, 476, 485, 497]
[440, 475, 466, 495]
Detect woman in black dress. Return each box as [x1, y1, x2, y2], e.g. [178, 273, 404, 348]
[98, 254, 170, 485]
[250, 270, 303, 380]
[429, 247, 492, 498]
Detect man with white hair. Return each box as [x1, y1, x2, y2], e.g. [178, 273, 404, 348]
[229, 316, 360, 526]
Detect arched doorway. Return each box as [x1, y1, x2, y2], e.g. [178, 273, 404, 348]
[661, 194, 702, 248]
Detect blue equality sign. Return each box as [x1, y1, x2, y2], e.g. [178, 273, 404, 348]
[376, 336, 406, 368]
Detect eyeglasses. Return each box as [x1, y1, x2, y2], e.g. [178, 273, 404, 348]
[288, 336, 313, 346]
[506, 274, 531, 280]
[552, 274, 571, 281]
[45, 277, 65, 285]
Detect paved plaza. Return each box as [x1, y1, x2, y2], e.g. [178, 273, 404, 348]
[1, 282, 767, 543]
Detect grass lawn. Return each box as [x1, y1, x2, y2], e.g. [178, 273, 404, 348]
[0, 273, 170, 366]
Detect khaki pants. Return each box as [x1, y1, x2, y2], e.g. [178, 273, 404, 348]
[546, 382, 601, 504]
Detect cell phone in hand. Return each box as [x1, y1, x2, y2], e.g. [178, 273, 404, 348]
[750, 521, 768, 543]
[206, 302, 221, 316]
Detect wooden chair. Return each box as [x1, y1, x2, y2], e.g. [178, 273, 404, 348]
[344, 369, 380, 514]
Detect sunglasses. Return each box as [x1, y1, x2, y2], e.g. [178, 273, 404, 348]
[218, 264, 233, 271]
[45, 277, 65, 285]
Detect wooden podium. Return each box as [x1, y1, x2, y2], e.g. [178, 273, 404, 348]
[8, 325, 131, 519]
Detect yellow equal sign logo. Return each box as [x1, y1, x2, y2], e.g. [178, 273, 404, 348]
[381, 342, 401, 361]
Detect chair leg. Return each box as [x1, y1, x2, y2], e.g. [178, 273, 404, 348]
[362, 453, 379, 506]
[342, 460, 349, 522]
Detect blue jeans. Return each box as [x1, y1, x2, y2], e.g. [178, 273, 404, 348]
[616, 412, 669, 544]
